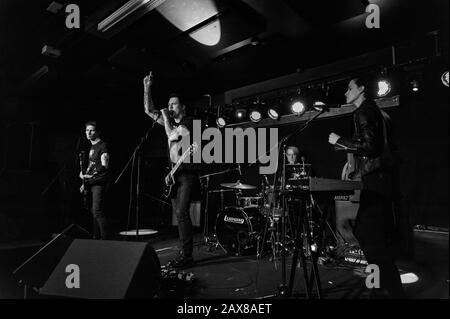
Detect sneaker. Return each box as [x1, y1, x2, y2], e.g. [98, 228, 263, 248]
[167, 253, 194, 269]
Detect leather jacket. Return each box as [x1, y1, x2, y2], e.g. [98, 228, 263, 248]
[335, 100, 397, 177]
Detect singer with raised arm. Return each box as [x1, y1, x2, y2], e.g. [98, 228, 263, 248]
[143, 71, 199, 268]
[328, 76, 403, 298]
[79, 121, 110, 240]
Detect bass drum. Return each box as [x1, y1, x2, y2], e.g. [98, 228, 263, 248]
[215, 206, 266, 256]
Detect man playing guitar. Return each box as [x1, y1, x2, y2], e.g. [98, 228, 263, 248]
[143, 71, 199, 268]
[79, 121, 110, 240]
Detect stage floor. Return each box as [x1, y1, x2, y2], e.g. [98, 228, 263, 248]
[0, 229, 448, 299]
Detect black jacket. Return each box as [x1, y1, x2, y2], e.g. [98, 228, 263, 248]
[335, 100, 397, 177]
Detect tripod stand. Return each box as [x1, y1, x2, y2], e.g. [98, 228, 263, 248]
[287, 191, 327, 299]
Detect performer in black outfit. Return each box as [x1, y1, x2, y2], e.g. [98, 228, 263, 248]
[328, 76, 404, 298]
[143, 72, 198, 268]
[79, 121, 110, 240]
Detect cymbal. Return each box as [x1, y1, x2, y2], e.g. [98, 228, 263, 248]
[286, 163, 311, 166]
[220, 180, 257, 190]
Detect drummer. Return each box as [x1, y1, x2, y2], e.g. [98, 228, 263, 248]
[286, 146, 300, 165]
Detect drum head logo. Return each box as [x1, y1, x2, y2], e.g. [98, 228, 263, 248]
[224, 215, 245, 224]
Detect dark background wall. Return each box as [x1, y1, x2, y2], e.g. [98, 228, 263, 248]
[0, 58, 448, 241]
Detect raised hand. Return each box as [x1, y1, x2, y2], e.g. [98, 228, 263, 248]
[143, 71, 154, 88]
[328, 132, 341, 145]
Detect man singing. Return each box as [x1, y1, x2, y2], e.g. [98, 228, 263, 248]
[143, 72, 198, 268]
[79, 121, 110, 240]
[328, 76, 404, 298]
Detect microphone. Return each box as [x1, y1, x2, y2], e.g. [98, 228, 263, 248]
[237, 163, 242, 176]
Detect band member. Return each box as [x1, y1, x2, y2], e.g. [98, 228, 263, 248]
[286, 146, 300, 165]
[328, 76, 404, 298]
[79, 121, 110, 240]
[143, 72, 198, 268]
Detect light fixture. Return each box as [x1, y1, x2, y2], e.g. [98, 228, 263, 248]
[291, 101, 306, 115]
[377, 79, 391, 97]
[442, 71, 449, 87]
[313, 101, 326, 112]
[235, 108, 246, 120]
[216, 117, 226, 128]
[267, 107, 280, 120]
[410, 79, 420, 92]
[97, 0, 166, 32]
[249, 109, 262, 122]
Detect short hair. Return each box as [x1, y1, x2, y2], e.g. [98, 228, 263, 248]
[286, 146, 299, 155]
[85, 121, 101, 133]
[352, 74, 377, 100]
[168, 92, 184, 105]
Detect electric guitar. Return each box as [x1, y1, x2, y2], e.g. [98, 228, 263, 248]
[78, 152, 90, 210]
[163, 142, 198, 198]
[342, 153, 361, 202]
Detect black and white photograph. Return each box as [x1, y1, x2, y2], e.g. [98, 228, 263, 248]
[0, 0, 448, 305]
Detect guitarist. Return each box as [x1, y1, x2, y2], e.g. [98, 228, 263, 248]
[328, 76, 403, 298]
[144, 72, 199, 268]
[79, 121, 110, 240]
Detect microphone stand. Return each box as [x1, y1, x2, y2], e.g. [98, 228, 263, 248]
[115, 120, 159, 240]
[272, 108, 326, 298]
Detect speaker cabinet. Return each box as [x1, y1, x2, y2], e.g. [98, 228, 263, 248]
[13, 224, 91, 288]
[40, 239, 161, 299]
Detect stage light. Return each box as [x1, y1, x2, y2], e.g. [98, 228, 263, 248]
[313, 101, 326, 112]
[267, 107, 279, 120]
[410, 79, 419, 92]
[216, 117, 226, 128]
[249, 109, 262, 122]
[291, 101, 306, 115]
[442, 71, 449, 87]
[235, 108, 246, 120]
[377, 79, 391, 97]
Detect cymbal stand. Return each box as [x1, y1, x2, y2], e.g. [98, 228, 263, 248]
[278, 144, 289, 296]
[199, 166, 239, 250]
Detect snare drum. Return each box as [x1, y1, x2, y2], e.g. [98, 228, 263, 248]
[215, 206, 266, 256]
[236, 196, 263, 207]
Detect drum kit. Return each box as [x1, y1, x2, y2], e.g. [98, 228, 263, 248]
[201, 163, 316, 262]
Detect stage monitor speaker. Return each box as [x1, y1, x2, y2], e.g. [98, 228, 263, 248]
[40, 239, 161, 299]
[13, 224, 91, 288]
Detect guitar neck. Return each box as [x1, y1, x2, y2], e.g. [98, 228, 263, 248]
[170, 148, 191, 175]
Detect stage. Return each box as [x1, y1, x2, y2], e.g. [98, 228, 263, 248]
[1, 228, 447, 299]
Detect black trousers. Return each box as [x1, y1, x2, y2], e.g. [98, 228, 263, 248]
[171, 172, 197, 258]
[354, 171, 404, 298]
[90, 184, 109, 240]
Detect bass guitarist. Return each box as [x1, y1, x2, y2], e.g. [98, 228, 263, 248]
[79, 121, 110, 240]
[143, 72, 200, 268]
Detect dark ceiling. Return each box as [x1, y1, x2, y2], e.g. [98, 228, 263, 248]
[0, 0, 448, 104]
